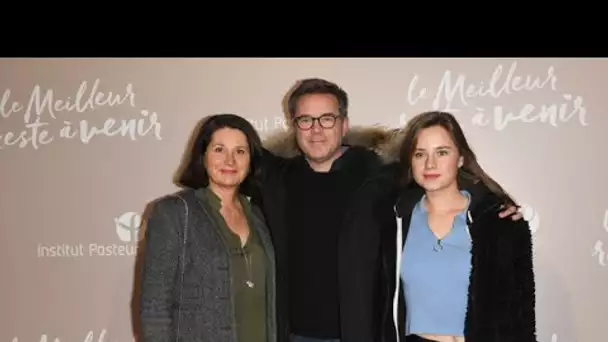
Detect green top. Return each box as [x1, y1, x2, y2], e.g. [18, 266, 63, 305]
[198, 187, 268, 342]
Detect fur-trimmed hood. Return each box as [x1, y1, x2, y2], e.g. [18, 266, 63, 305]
[262, 125, 405, 164]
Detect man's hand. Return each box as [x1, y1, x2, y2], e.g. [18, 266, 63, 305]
[498, 204, 523, 220]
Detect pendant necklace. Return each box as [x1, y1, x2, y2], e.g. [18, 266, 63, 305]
[241, 246, 255, 288]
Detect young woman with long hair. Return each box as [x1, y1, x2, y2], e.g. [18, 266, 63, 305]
[388, 111, 536, 342]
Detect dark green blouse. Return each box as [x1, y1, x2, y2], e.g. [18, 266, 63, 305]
[198, 187, 268, 342]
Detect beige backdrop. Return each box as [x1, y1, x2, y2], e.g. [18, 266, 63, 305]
[1, 58, 605, 342]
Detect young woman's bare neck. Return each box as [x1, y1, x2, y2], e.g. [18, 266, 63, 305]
[423, 186, 468, 213]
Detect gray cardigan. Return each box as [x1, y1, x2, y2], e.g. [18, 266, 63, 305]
[138, 188, 277, 342]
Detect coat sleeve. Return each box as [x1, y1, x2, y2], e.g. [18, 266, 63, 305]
[139, 197, 183, 342]
[260, 147, 289, 183]
[510, 219, 538, 342]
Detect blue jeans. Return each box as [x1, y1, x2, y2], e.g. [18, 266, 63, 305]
[291, 334, 340, 342]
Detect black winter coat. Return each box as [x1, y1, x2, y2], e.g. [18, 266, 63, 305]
[254, 127, 403, 342]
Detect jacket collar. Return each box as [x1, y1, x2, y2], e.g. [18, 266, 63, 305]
[193, 186, 267, 224]
[262, 126, 405, 165]
[395, 181, 504, 222]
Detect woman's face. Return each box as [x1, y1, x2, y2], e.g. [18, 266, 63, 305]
[204, 127, 251, 189]
[411, 125, 463, 193]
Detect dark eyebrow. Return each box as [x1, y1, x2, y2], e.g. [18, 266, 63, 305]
[297, 112, 336, 117]
[211, 143, 249, 149]
[414, 146, 453, 151]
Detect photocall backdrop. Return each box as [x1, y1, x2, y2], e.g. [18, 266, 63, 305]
[0, 58, 605, 342]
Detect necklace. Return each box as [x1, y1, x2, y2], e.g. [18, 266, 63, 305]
[240, 244, 255, 288]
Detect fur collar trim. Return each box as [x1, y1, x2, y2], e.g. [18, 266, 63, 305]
[262, 125, 405, 164]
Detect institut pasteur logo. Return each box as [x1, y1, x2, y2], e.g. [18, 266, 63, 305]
[36, 211, 142, 258]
